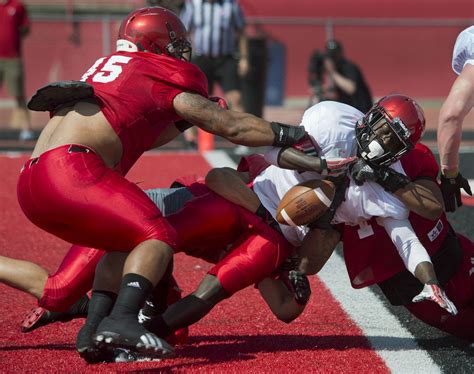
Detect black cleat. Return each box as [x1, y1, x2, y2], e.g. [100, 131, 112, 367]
[94, 316, 175, 359]
[76, 324, 115, 364]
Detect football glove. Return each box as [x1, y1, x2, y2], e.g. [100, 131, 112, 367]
[320, 156, 359, 176]
[350, 158, 410, 193]
[412, 283, 458, 316]
[440, 172, 472, 212]
[280, 270, 311, 306]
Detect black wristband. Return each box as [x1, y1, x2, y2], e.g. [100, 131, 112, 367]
[175, 119, 193, 132]
[271, 122, 306, 147]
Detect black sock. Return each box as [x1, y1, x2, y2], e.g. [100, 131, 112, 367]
[83, 290, 116, 329]
[109, 273, 153, 319]
[150, 259, 174, 314]
[146, 315, 173, 338]
[67, 294, 90, 318]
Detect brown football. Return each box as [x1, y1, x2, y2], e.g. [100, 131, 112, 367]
[276, 179, 336, 226]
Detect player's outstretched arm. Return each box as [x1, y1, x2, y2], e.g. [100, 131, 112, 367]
[173, 92, 306, 147]
[265, 144, 357, 175]
[393, 179, 444, 221]
[437, 64, 474, 178]
[379, 216, 458, 315]
[351, 159, 443, 220]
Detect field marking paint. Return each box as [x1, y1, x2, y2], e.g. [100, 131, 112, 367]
[205, 150, 441, 374]
[318, 254, 441, 374]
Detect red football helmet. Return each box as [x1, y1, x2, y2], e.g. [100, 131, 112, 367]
[118, 7, 191, 60]
[356, 94, 426, 166]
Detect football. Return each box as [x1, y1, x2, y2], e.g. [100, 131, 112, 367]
[276, 179, 335, 226]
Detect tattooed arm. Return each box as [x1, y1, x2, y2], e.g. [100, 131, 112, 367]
[173, 92, 306, 147]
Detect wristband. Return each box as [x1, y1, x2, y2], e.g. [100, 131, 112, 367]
[270, 122, 306, 147]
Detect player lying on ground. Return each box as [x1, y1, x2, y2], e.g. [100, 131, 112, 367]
[0, 181, 311, 362]
[127, 95, 453, 355]
[17, 6, 311, 360]
[206, 103, 474, 342]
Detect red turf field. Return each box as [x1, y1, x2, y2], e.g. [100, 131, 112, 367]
[0, 153, 393, 372]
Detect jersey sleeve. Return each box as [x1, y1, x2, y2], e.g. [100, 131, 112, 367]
[400, 143, 439, 181]
[452, 26, 474, 75]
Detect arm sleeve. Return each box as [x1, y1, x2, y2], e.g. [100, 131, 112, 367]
[378, 216, 432, 275]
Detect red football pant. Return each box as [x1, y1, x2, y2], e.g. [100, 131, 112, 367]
[17, 145, 178, 251]
[168, 192, 293, 295]
[40, 245, 104, 311]
[405, 234, 474, 341]
[40, 190, 293, 310]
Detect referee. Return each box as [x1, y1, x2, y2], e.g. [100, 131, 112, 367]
[181, 0, 249, 112]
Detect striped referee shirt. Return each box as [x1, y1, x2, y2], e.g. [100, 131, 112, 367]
[181, 0, 245, 57]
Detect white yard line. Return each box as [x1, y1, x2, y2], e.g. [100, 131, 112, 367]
[205, 149, 441, 374]
[461, 179, 474, 196]
[318, 254, 441, 374]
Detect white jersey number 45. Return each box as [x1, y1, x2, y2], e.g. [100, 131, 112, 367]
[80, 55, 132, 83]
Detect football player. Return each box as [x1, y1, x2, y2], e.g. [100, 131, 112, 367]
[1, 182, 309, 362]
[437, 25, 474, 211]
[16, 6, 311, 360]
[140, 95, 457, 349]
[206, 96, 474, 343]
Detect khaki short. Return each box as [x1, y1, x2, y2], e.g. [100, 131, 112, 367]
[0, 58, 25, 98]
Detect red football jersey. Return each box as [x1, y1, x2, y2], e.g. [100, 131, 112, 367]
[81, 51, 208, 174]
[342, 143, 450, 288]
[0, 0, 29, 58]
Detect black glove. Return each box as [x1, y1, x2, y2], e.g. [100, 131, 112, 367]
[351, 159, 410, 193]
[308, 175, 349, 229]
[440, 172, 472, 212]
[279, 270, 311, 306]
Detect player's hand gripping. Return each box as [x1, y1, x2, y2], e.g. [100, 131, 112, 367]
[350, 158, 410, 193]
[412, 283, 458, 316]
[277, 254, 311, 305]
[440, 172, 472, 212]
[320, 156, 359, 176]
[291, 134, 358, 176]
[288, 270, 311, 305]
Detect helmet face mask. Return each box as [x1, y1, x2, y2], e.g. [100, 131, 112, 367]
[356, 94, 425, 167]
[118, 7, 192, 61]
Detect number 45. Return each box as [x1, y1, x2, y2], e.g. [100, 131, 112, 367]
[80, 55, 132, 83]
